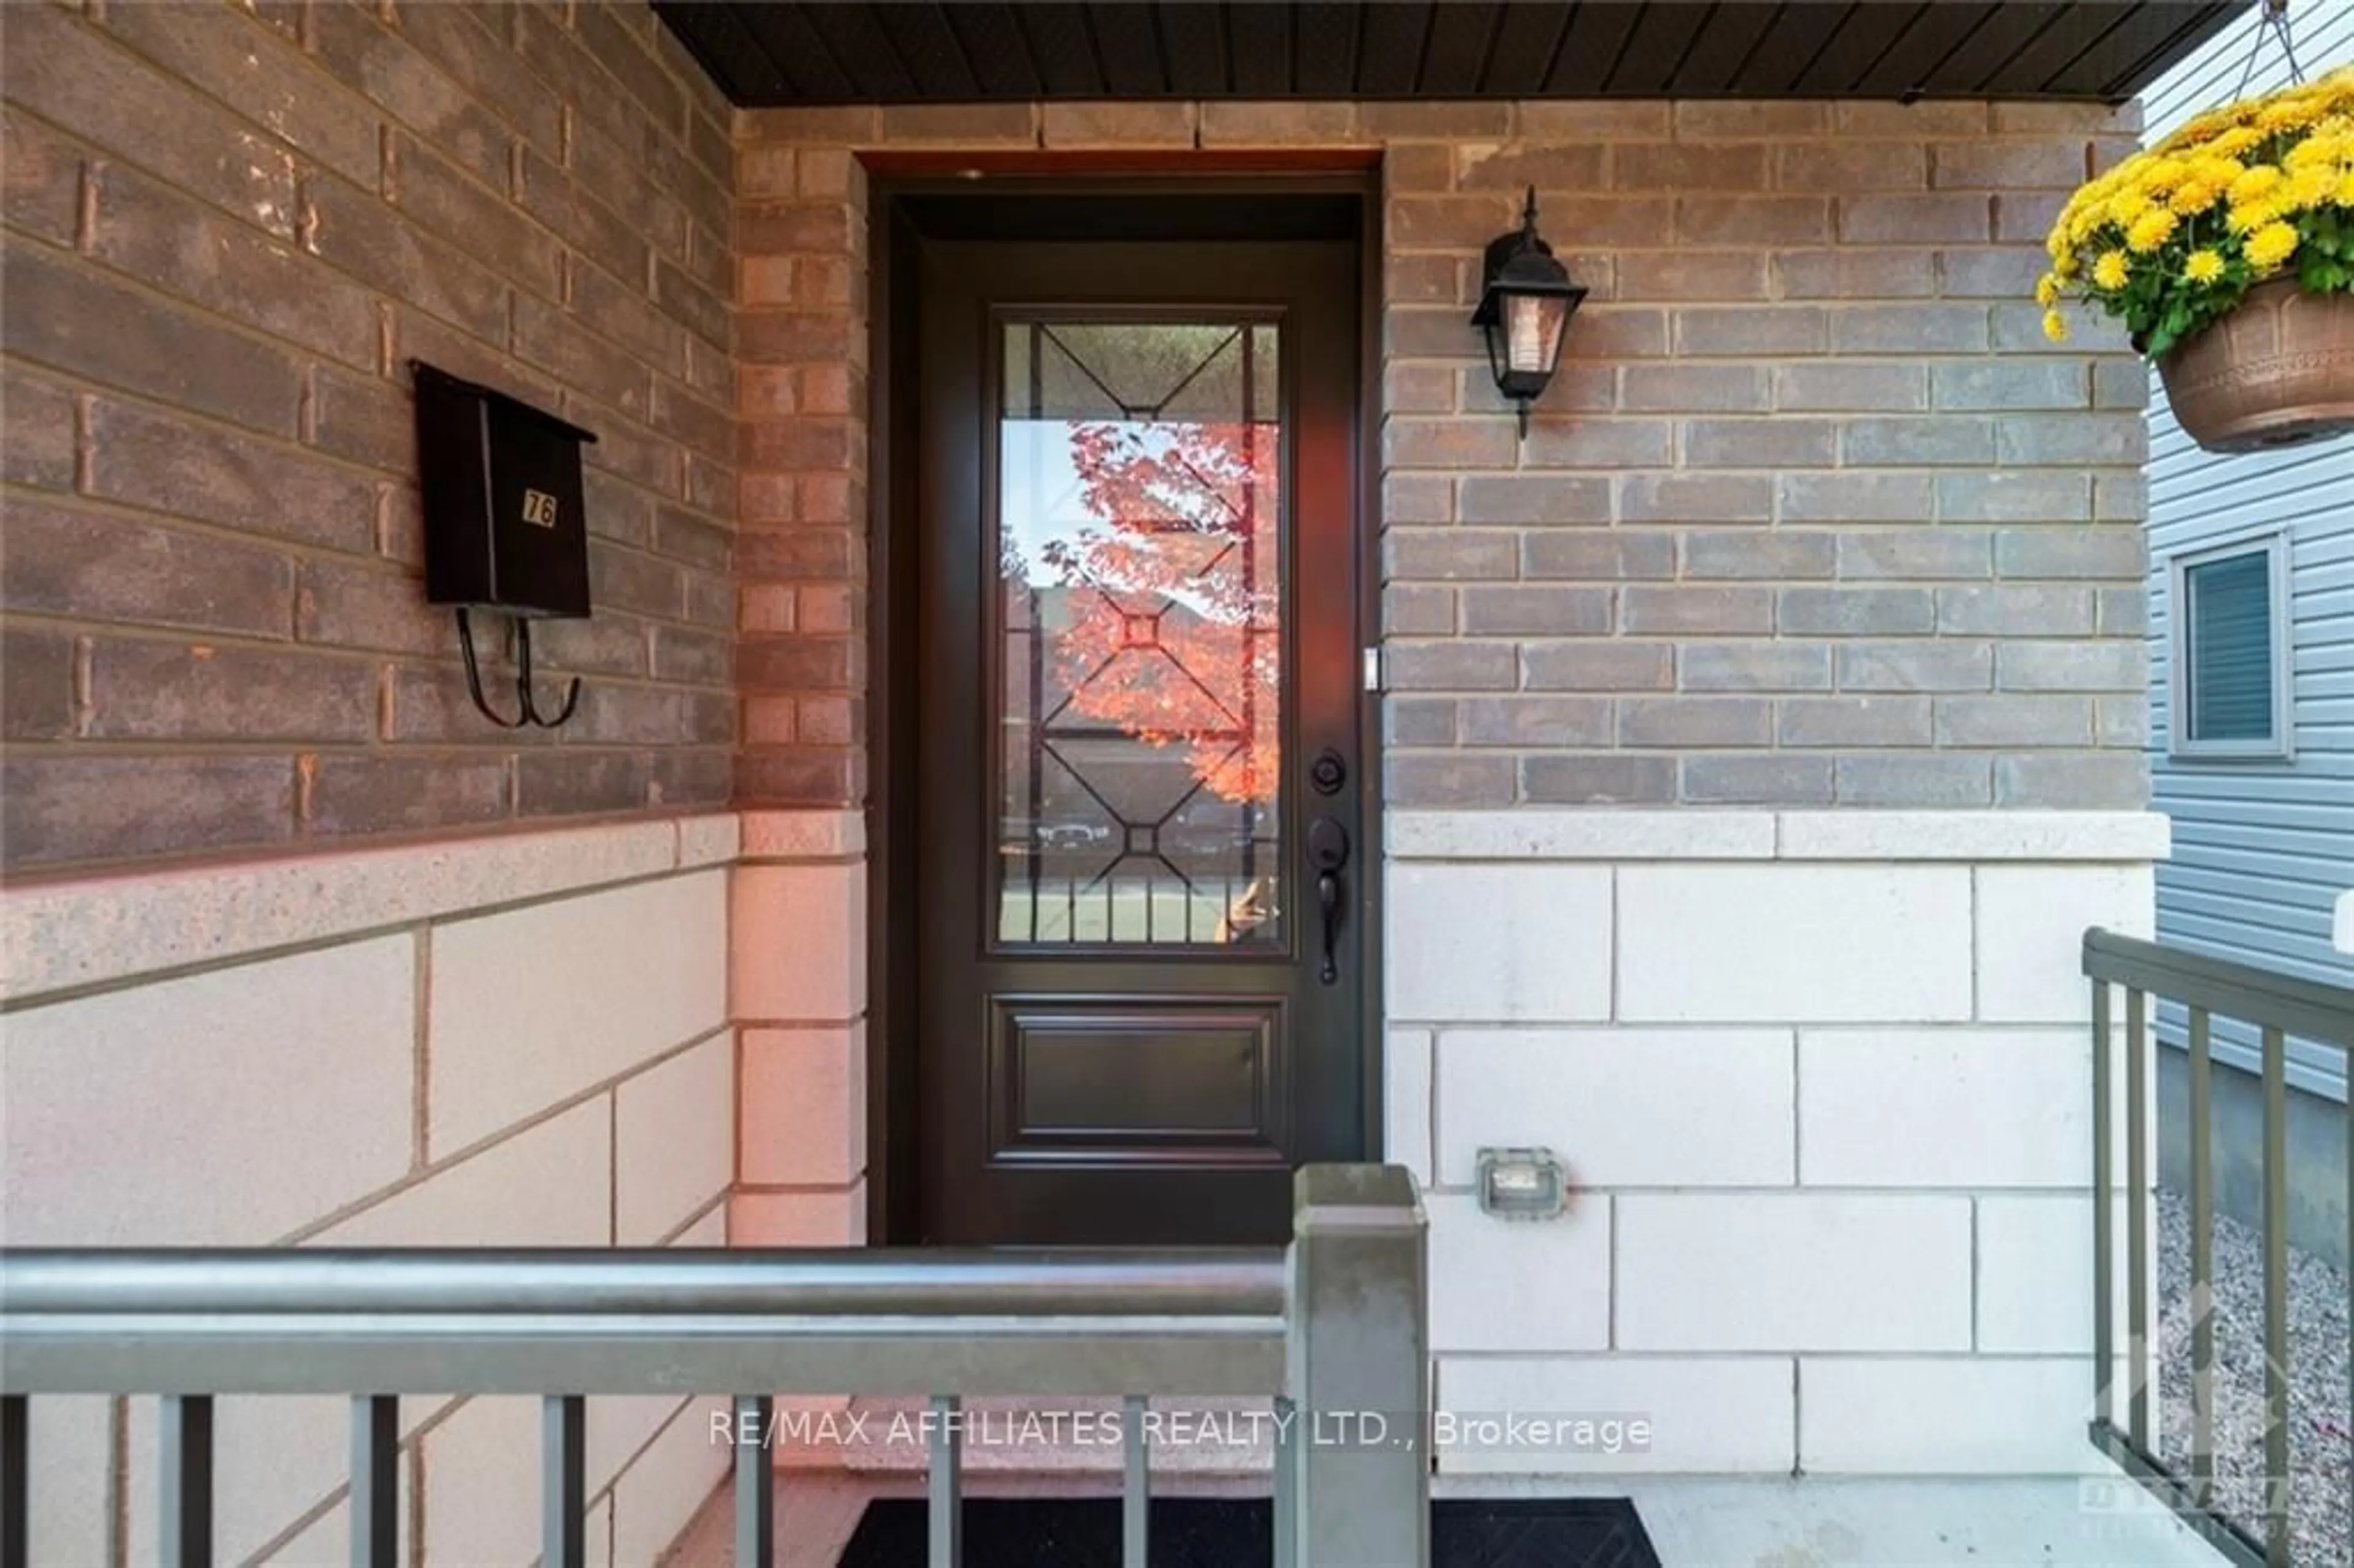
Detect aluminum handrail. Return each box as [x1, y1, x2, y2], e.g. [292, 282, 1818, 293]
[2083, 927, 2354, 1048]
[0, 1165, 1431, 1568]
[2081, 928, 2354, 1568]
[0, 1246, 1290, 1318]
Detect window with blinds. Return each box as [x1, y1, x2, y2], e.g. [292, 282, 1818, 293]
[2169, 533, 2291, 759]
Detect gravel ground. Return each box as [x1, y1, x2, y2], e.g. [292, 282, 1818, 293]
[2155, 1187, 2351, 1564]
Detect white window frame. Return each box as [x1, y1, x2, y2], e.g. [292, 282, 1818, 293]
[2166, 528, 2295, 761]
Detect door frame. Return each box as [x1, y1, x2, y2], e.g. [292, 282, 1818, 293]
[863, 163, 1388, 1245]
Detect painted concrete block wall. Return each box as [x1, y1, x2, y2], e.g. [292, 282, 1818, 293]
[0, 816, 737, 1563]
[731, 808, 870, 1248]
[1390, 810, 2165, 1475]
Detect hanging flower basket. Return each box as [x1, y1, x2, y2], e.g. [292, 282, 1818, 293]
[2038, 64, 2354, 453]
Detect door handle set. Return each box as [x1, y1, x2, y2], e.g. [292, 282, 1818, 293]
[1308, 815, 1349, 986]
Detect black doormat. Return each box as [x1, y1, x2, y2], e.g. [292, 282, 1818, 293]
[837, 1496, 1660, 1567]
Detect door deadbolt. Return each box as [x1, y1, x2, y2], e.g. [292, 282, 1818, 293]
[1309, 748, 1347, 796]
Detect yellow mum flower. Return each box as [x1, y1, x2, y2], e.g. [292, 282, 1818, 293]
[2054, 251, 2079, 281]
[2228, 166, 2285, 206]
[2212, 126, 2265, 158]
[2126, 208, 2178, 253]
[2169, 175, 2225, 216]
[2289, 165, 2336, 208]
[2042, 309, 2069, 343]
[2245, 221, 2299, 272]
[2184, 249, 2226, 284]
[2228, 197, 2284, 234]
[2259, 97, 2318, 132]
[2092, 250, 2132, 290]
[2105, 191, 2149, 229]
[2035, 273, 2062, 307]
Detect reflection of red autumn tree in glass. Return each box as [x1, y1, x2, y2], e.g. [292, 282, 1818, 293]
[1040, 417, 1279, 804]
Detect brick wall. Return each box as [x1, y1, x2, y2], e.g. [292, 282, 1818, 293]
[1, 0, 736, 874]
[734, 97, 2152, 813]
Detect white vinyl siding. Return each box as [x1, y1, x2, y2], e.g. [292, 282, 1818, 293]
[2143, 1, 2354, 1098]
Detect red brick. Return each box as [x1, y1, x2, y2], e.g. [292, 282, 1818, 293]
[102, 0, 381, 185]
[91, 162, 378, 370]
[1838, 194, 1993, 245]
[86, 400, 378, 557]
[1674, 102, 1831, 138]
[297, 558, 446, 657]
[512, 5, 668, 164]
[1457, 144, 1610, 192]
[306, 171, 509, 347]
[572, 0, 689, 132]
[528, 613, 653, 679]
[1362, 102, 1511, 140]
[571, 262, 690, 378]
[1674, 197, 1832, 246]
[388, 132, 562, 299]
[654, 625, 733, 685]
[1616, 252, 1773, 303]
[1522, 755, 1675, 805]
[3, 4, 298, 236]
[1, 367, 78, 492]
[3, 497, 294, 638]
[653, 257, 731, 351]
[649, 747, 732, 807]
[4, 242, 305, 438]
[1, 628, 75, 740]
[307, 751, 512, 838]
[877, 104, 1036, 145]
[1388, 196, 1517, 249]
[387, 1, 563, 153]
[1777, 143, 1927, 192]
[311, 1, 514, 189]
[85, 639, 376, 743]
[650, 379, 734, 465]
[517, 750, 653, 818]
[1612, 143, 1766, 192]
[569, 118, 694, 261]
[655, 506, 733, 571]
[1040, 102, 1195, 148]
[1198, 102, 1360, 145]
[739, 636, 855, 691]
[580, 542, 679, 622]
[2, 104, 81, 245]
[517, 147, 655, 289]
[1388, 754, 1516, 807]
[513, 292, 655, 419]
[2, 753, 296, 869]
[308, 367, 417, 474]
[384, 662, 557, 744]
[734, 747, 858, 807]
[575, 398, 680, 495]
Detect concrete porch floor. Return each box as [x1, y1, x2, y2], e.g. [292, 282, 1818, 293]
[666, 1467, 2234, 1567]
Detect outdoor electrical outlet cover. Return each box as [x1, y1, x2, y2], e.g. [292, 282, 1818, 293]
[1476, 1147, 1566, 1220]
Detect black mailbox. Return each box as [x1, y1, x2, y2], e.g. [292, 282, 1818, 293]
[409, 360, 597, 728]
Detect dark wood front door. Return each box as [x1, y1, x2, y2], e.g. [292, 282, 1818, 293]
[913, 236, 1366, 1246]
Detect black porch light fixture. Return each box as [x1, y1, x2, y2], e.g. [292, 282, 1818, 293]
[1471, 187, 1587, 438]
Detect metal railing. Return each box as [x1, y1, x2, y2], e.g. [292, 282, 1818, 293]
[2083, 929, 2354, 1568]
[0, 1164, 1428, 1568]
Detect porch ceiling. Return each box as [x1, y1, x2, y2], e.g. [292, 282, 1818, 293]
[652, 2, 2249, 108]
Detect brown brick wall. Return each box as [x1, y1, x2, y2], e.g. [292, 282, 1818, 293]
[734, 99, 2150, 815]
[1, 0, 736, 873]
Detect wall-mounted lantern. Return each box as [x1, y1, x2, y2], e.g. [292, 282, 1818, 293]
[1471, 187, 1587, 438]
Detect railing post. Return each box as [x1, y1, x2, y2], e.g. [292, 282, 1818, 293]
[1281, 1165, 1427, 1568]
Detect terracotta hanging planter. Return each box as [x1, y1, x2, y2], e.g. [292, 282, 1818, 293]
[2035, 61, 2354, 456]
[2157, 278, 2354, 452]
